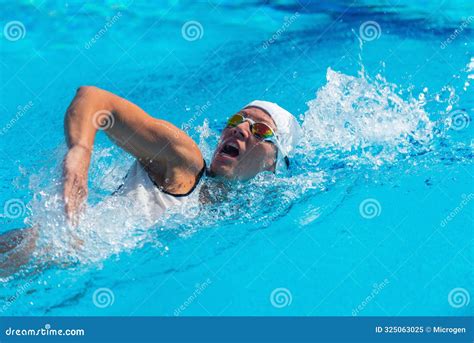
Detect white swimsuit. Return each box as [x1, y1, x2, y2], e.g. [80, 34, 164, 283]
[50, 161, 205, 263]
[112, 160, 206, 223]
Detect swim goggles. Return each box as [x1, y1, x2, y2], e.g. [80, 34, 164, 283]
[226, 113, 290, 168]
[226, 113, 277, 140]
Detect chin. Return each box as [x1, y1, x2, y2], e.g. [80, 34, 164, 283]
[211, 165, 258, 182]
[209, 160, 234, 178]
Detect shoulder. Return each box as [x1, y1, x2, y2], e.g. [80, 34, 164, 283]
[145, 131, 205, 195]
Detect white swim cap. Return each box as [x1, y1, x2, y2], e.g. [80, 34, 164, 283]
[245, 100, 302, 172]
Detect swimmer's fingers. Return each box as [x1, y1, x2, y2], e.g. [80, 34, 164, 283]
[63, 173, 74, 219]
[63, 174, 88, 225]
[62, 145, 91, 225]
[63, 172, 87, 220]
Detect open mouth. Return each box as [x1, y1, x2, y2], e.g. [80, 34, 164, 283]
[220, 142, 240, 158]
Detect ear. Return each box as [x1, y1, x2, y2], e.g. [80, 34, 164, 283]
[267, 159, 277, 172]
[263, 147, 277, 172]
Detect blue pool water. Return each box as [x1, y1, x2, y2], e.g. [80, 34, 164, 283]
[0, 1, 473, 316]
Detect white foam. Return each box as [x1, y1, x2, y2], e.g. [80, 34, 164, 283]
[299, 68, 434, 166]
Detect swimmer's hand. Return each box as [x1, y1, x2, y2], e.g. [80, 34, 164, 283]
[63, 144, 91, 225]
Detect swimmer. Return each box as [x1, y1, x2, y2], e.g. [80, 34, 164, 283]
[0, 86, 301, 276]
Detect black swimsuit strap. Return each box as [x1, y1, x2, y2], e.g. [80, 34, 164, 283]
[151, 159, 207, 198]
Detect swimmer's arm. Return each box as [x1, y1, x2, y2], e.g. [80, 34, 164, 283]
[65, 86, 202, 167]
[63, 86, 203, 219]
[0, 227, 38, 277]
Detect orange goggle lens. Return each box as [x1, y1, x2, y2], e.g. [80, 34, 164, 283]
[251, 122, 274, 139]
[226, 114, 274, 140]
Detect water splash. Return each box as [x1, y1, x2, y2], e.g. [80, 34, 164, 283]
[299, 67, 435, 168]
[3, 65, 472, 294]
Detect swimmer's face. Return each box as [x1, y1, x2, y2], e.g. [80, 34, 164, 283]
[210, 107, 278, 180]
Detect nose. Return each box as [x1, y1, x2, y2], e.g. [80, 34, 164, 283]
[231, 121, 251, 139]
